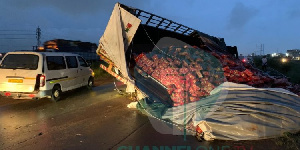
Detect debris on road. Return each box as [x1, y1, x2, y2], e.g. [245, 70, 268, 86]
[127, 102, 138, 108]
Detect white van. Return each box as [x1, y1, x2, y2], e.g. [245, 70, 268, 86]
[0, 51, 95, 101]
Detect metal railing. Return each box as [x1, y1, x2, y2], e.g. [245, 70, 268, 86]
[120, 3, 222, 44]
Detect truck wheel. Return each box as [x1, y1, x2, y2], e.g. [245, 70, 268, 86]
[51, 85, 61, 102]
[87, 77, 94, 89]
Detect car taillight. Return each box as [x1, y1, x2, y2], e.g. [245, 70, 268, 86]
[5, 92, 11, 96]
[40, 75, 45, 87]
[29, 94, 35, 98]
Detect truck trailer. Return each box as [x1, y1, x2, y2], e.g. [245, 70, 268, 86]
[96, 3, 300, 141]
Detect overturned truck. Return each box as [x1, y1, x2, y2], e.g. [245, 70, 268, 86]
[96, 3, 300, 140]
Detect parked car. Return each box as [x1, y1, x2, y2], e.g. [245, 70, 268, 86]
[0, 51, 95, 101]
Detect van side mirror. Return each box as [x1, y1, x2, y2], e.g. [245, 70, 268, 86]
[85, 60, 91, 67]
[87, 62, 91, 67]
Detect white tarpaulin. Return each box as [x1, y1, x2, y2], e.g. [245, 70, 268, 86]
[162, 82, 300, 140]
[97, 3, 141, 92]
[137, 82, 300, 140]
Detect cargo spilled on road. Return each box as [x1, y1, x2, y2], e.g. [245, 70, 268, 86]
[96, 3, 300, 142]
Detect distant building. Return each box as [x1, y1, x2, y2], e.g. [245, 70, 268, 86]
[43, 39, 100, 61]
[271, 53, 285, 57]
[286, 49, 300, 60]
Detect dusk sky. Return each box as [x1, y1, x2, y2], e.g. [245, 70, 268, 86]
[1, 0, 299, 55]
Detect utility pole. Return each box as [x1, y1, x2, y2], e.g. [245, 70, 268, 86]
[260, 44, 264, 55]
[36, 26, 41, 50]
[263, 44, 264, 55]
[256, 44, 264, 56]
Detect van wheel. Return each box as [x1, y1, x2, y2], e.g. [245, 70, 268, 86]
[51, 85, 61, 102]
[87, 77, 94, 89]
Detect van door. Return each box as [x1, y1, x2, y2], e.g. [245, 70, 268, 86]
[77, 56, 91, 86]
[45, 56, 69, 91]
[0, 53, 42, 92]
[65, 56, 80, 89]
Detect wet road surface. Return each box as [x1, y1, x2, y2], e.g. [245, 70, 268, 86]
[0, 82, 286, 150]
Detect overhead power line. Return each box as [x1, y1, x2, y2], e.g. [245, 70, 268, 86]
[0, 34, 36, 35]
[0, 30, 34, 32]
[0, 38, 35, 39]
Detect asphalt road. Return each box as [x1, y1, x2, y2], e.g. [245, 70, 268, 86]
[0, 82, 287, 150]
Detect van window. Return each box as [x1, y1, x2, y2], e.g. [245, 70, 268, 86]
[78, 56, 88, 67]
[66, 56, 78, 68]
[0, 54, 39, 70]
[46, 56, 66, 70]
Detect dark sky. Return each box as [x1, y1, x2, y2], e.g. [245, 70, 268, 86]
[1, 0, 300, 55]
